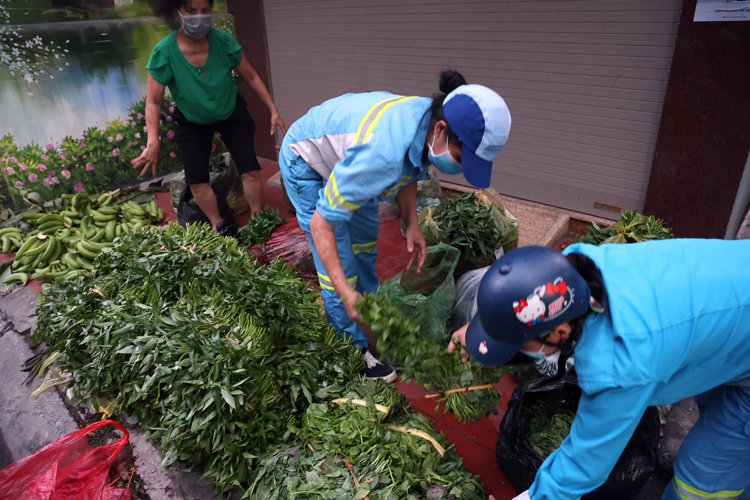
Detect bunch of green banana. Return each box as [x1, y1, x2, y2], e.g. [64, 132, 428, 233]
[0, 227, 23, 254]
[4, 191, 166, 285]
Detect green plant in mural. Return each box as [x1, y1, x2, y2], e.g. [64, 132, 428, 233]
[1, 95, 190, 204]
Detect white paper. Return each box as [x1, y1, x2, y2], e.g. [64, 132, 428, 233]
[694, 0, 750, 22]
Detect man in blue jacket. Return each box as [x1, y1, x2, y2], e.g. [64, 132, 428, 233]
[450, 240, 750, 500]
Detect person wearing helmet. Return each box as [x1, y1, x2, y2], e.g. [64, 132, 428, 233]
[449, 240, 750, 500]
[279, 70, 511, 383]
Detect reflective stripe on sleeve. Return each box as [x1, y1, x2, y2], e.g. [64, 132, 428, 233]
[324, 173, 360, 212]
[674, 476, 743, 500]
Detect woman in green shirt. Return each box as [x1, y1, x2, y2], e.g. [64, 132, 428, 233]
[132, 0, 287, 235]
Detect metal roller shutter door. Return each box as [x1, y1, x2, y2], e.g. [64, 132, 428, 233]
[264, 0, 683, 218]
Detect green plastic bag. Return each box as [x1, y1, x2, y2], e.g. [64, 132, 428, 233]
[379, 243, 460, 342]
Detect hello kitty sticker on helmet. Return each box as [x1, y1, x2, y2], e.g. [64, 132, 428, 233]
[512, 277, 575, 327]
[478, 341, 488, 355]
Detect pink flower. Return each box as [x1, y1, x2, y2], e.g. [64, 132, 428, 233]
[112, 148, 120, 157]
[131, 122, 136, 128]
[38, 164, 47, 172]
[61, 170, 71, 179]
[108, 136, 114, 142]
[216, 133, 221, 139]
[5, 167, 15, 175]
[137, 113, 143, 119]
[166, 116, 172, 122]
[116, 133, 123, 141]
[86, 163, 94, 171]
[41, 154, 49, 160]
[212, 143, 216, 151]
[169, 106, 175, 113]
[167, 130, 175, 139]
[14, 181, 23, 189]
[143, 126, 147, 132]
[48, 170, 55, 177]
[83, 130, 87, 135]
[59, 153, 66, 160]
[159, 120, 163, 125]
[80, 143, 87, 150]
[46, 144, 54, 150]
[28, 173, 37, 182]
[8, 157, 17, 163]
[170, 151, 177, 159]
[140, 146, 146, 151]
[51, 176, 59, 185]
[74, 183, 84, 193]
[43, 177, 51, 187]
[19, 163, 27, 171]
[122, 159, 126, 162]
[83, 155, 87, 159]
[135, 132, 141, 139]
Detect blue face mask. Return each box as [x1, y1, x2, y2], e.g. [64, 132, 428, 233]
[428, 134, 462, 175]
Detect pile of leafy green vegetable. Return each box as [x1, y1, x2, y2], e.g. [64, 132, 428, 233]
[523, 392, 580, 458]
[357, 293, 508, 423]
[419, 192, 518, 268]
[238, 207, 286, 247]
[573, 209, 674, 245]
[247, 380, 485, 499]
[34, 223, 486, 498]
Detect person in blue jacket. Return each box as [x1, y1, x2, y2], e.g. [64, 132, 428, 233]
[448, 240, 750, 500]
[279, 70, 511, 381]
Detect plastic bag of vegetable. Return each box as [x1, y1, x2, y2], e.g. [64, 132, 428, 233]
[419, 190, 518, 275]
[379, 243, 460, 342]
[496, 372, 660, 499]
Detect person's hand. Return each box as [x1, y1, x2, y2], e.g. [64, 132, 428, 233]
[270, 110, 288, 136]
[341, 288, 363, 322]
[447, 322, 470, 363]
[489, 496, 497, 500]
[131, 142, 159, 177]
[404, 222, 426, 273]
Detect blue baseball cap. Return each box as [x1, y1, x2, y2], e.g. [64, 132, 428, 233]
[443, 84, 512, 189]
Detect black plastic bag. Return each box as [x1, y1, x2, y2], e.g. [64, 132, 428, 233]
[496, 372, 660, 499]
[176, 185, 234, 228]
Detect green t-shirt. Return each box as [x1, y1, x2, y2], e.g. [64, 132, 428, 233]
[146, 27, 243, 125]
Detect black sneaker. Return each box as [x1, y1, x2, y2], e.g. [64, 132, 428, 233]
[362, 349, 397, 383]
[216, 221, 238, 238]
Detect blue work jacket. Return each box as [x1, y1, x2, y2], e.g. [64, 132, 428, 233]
[281, 92, 433, 226]
[528, 239, 750, 500]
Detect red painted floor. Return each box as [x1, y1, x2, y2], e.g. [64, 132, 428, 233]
[3, 158, 520, 499]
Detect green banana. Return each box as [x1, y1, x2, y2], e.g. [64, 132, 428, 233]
[0, 227, 22, 237]
[105, 221, 116, 242]
[38, 214, 63, 225]
[76, 242, 99, 260]
[76, 255, 95, 270]
[63, 252, 81, 269]
[92, 211, 117, 222]
[90, 228, 106, 243]
[1, 236, 10, 254]
[16, 237, 45, 260]
[3, 272, 28, 285]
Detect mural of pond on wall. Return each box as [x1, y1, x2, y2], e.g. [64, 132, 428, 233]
[0, 0, 234, 208]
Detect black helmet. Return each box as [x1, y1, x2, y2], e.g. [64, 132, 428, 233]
[466, 246, 591, 366]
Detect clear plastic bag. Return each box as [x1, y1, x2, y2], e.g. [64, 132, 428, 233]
[378, 243, 461, 342]
[451, 265, 491, 332]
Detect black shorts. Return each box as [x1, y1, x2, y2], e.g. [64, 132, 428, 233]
[173, 93, 261, 186]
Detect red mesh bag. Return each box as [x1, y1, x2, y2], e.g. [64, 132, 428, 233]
[0, 420, 131, 500]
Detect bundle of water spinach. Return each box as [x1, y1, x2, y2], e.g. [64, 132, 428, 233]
[247, 380, 485, 499]
[356, 293, 508, 423]
[33, 223, 364, 497]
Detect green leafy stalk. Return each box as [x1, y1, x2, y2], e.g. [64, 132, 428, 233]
[573, 209, 674, 246]
[238, 207, 286, 247]
[356, 293, 509, 423]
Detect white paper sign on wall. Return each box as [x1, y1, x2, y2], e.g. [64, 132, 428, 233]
[694, 0, 750, 22]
